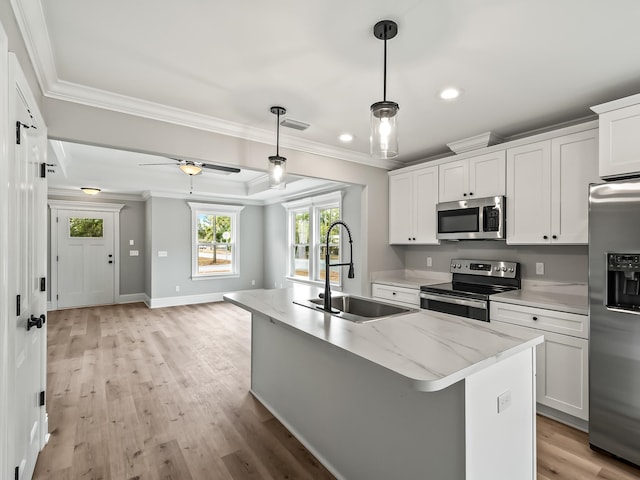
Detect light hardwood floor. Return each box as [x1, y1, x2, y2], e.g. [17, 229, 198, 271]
[34, 302, 640, 480]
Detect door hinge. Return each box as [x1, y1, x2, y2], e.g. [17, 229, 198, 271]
[56, 255, 59, 262]
[15, 121, 34, 145]
[56, 217, 59, 223]
[56, 294, 59, 300]
[39, 390, 45, 406]
[16, 294, 20, 316]
[40, 277, 46, 292]
[40, 162, 47, 178]
[15, 465, 19, 480]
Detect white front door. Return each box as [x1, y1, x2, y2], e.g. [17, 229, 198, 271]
[11, 56, 47, 480]
[56, 210, 116, 308]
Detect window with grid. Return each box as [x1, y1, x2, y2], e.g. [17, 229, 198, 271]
[285, 192, 342, 286]
[188, 203, 244, 278]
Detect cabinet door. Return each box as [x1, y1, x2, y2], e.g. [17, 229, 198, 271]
[414, 165, 439, 244]
[598, 102, 640, 179]
[506, 141, 552, 244]
[438, 159, 468, 202]
[550, 130, 599, 244]
[536, 331, 589, 420]
[389, 172, 414, 244]
[468, 151, 506, 199]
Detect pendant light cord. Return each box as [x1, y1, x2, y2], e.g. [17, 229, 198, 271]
[383, 29, 388, 102]
[276, 110, 281, 156]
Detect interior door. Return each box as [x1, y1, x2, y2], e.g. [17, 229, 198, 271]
[57, 210, 115, 308]
[12, 64, 47, 480]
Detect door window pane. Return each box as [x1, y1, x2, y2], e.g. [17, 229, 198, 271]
[69, 218, 103, 238]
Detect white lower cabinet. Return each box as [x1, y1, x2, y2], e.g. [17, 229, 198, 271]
[490, 301, 589, 421]
[372, 283, 420, 307]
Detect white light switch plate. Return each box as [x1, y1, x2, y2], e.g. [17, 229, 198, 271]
[536, 262, 545, 275]
[158, 251, 168, 257]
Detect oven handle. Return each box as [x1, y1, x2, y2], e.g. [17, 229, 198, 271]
[419, 293, 488, 310]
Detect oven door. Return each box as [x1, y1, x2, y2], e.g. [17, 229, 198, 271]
[420, 292, 489, 321]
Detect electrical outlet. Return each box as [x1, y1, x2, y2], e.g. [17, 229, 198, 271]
[497, 390, 511, 413]
[536, 262, 545, 275]
[158, 251, 168, 257]
[175, 285, 180, 292]
[251, 280, 256, 286]
[427, 256, 433, 267]
[129, 239, 134, 246]
[129, 250, 139, 257]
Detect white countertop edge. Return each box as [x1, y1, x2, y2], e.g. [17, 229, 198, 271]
[409, 336, 544, 392]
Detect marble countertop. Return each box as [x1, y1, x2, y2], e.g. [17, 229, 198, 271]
[223, 285, 543, 393]
[370, 269, 451, 289]
[491, 281, 588, 315]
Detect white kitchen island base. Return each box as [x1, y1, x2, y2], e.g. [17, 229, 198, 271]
[251, 312, 536, 480]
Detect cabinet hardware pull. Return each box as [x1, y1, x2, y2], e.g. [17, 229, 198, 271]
[552, 235, 557, 239]
[532, 316, 538, 321]
[543, 235, 548, 240]
[469, 192, 473, 196]
[392, 292, 396, 295]
[463, 193, 467, 197]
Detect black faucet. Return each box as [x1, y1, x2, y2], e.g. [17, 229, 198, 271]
[323, 220, 355, 312]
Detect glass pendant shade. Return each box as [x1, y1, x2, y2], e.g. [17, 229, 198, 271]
[268, 155, 286, 189]
[370, 100, 399, 159]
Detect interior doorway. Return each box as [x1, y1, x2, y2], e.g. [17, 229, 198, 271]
[49, 202, 123, 309]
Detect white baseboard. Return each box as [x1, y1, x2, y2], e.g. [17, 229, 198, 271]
[117, 293, 147, 304]
[146, 292, 226, 309]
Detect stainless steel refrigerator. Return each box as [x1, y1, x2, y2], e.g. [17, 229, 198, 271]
[589, 180, 640, 466]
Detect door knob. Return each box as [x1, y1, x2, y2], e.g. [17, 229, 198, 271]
[27, 314, 43, 331]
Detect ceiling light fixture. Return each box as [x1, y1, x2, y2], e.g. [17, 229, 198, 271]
[339, 133, 354, 143]
[179, 163, 202, 175]
[268, 106, 287, 190]
[80, 187, 101, 195]
[440, 87, 462, 101]
[370, 19, 399, 160]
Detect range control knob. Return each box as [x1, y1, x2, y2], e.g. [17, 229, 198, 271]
[456, 263, 461, 269]
[508, 267, 514, 272]
[494, 267, 500, 271]
[501, 267, 507, 272]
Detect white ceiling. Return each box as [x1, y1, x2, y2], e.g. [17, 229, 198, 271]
[10, 0, 640, 196]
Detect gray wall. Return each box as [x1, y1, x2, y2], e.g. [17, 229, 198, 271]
[262, 184, 364, 293]
[403, 242, 588, 283]
[148, 196, 264, 299]
[47, 195, 147, 297]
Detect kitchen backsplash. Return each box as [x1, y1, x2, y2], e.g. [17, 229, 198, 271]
[403, 242, 588, 283]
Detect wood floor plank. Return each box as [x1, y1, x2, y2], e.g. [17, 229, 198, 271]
[33, 302, 640, 480]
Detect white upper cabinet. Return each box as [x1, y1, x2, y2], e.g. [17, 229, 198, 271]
[438, 151, 506, 202]
[506, 129, 598, 245]
[389, 165, 439, 245]
[592, 93, 640, 179]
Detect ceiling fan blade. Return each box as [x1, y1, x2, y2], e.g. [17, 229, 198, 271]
[139, 162, 177, 166]
[200, 163, 241, 173]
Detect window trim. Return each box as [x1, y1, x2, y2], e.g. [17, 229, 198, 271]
[188, 202, 245, 279]
[283, 191, 343, 287]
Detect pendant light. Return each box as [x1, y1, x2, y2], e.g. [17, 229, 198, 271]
[370, 20, 399, 159]
[268, 106, 287, 189]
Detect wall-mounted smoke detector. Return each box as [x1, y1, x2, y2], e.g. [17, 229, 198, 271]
[280, 118, 310, 131]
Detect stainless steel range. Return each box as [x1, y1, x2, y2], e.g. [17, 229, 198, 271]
[420, 259, 521, 321]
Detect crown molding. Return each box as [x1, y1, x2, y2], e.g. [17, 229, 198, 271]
[48, 187, 145, 202]
[10, 0, 399, 171]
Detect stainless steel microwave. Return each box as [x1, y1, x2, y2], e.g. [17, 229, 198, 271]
[436, 196, 506, 240]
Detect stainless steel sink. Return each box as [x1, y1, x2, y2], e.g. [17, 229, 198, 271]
[293, 294, 417, 323]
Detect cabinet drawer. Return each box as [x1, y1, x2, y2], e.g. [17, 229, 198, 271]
[490, 301, 588, 339]
[372, 283, 420, 307]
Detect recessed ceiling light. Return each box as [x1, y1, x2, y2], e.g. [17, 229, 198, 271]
[339, 133, 354, 143]
[439, 87, 462, 101]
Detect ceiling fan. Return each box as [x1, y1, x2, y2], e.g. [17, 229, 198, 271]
[140, 157, 241, 176]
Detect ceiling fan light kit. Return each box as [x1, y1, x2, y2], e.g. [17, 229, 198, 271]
[269, 105, 287, 190]
[179, 163, 202, 175]
[80, 187, 101, 195]
[370, 19, 399, 160]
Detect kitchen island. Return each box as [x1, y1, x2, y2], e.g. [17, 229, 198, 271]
[223, 285, 544, 480]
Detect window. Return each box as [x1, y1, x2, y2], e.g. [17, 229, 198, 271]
[188, 203, 244, 278]
[285, 192, 342, 285]
[69, 217, 104, 238]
